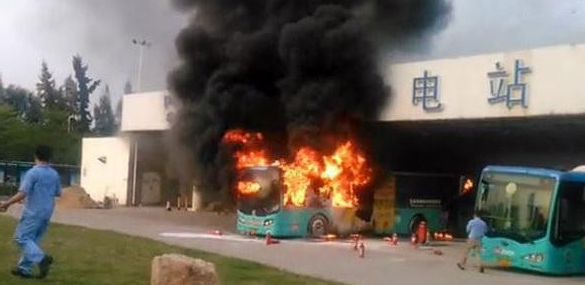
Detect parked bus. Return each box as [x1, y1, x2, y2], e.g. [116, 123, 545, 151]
[236, 167, 464, 237]
[476, 166, 585, 275]
[371, 172, 463, 235]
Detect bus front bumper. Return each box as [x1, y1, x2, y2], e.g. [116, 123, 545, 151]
[236, 214, 305, 237]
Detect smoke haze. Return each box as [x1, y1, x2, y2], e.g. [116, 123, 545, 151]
[167, 0, 451, 202]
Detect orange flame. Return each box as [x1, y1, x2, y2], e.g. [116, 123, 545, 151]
[223, 130, 269, 169]
[237, 181, 261, 195]
[223, 129, 372, 208]
[282, 148, 322, 207]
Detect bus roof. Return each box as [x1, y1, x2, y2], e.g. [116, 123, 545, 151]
[484, 165, 585, 182]
[483, 165, 563, 178]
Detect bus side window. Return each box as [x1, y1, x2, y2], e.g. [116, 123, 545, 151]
[480, 181, 490, 202]
[554, 184, 585, 244]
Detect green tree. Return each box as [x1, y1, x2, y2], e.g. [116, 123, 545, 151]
[62, 75, 78, 115]
[72, 55, 100, 133]
[25, 93, 43, 123]
[115, 80, 132, 131]
[0, 104, 80, 164]
[0, 105, 29, 160]
[1, 85, 29, 118]
[93, 85, 116, 136]
[0, 85, 42, 123]
[36, 61, 66, 110]
[0, 75, 5, 100]
[124, 80, 133, 95]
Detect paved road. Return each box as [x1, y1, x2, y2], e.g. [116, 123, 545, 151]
[3, 206, 584, 285]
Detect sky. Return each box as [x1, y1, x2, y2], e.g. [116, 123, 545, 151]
[1, 0, 585, 105]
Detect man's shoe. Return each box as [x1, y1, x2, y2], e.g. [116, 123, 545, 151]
[38, 255, 54, 279]
[456, 263, 465, 270]
[11, 268, 32, 279]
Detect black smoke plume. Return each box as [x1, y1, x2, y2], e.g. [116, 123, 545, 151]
[168, 0, 451, 203]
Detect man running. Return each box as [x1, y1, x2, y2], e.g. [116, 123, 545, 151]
[457, 210, 487, 273]
[0, 145, 60, 279]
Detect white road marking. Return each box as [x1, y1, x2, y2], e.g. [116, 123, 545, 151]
[159, 232, 411, 254]
[160, 232, 264, 243]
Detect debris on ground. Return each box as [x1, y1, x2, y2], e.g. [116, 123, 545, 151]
[56, 187, 99, 209]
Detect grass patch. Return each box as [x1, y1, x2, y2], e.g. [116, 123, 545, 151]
[0, 215, 343, 285]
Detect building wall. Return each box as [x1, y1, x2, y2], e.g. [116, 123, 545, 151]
[121, 91, 174, 132]
[382, 44, 585, 121]
[80, 137, 131, 204]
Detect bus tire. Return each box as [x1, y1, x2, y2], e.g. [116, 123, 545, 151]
[308, 215, 329, 238]
[409, 215, 426, 235]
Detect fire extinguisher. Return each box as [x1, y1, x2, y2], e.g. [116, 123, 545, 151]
[391, 233, 398, 246]
[416, 221, 427, 245]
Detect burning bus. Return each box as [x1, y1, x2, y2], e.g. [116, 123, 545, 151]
[224, 129, 466, 238]
[236, 166, 334, 237]
[224, 129, 372, 238]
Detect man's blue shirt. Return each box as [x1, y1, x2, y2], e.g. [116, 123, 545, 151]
[467, 217, 487, 240]
[19, 165, 61, 218]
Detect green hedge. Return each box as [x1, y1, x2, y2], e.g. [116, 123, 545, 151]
[0, 184, 17, 197]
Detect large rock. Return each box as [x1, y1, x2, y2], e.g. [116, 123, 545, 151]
[151, 254, 220, 285]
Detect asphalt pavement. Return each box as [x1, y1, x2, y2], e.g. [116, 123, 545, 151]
[2, 206, 584, 285]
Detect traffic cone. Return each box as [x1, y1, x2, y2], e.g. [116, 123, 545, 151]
[166, 201, 172, 211]
[266, 233, 279, 245]
[358, 242, 365, 258]
[392, 233, 398, 246]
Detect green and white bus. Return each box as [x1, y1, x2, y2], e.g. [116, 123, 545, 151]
[476, 166, 585, 275]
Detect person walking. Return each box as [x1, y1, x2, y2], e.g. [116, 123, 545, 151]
[457, 210, 487, 273]
[0, 145, 61, 279]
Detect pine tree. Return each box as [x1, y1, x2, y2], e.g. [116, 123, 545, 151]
[36, 61, 65, 110]
[115, 99, 123, 131]
[72, 55, 100, 133]
[62, 75, 78, 115]
[25, 94, 43, 123]
[93, 85, 116, 136]
[2, 85, 30, 118]
[0, 75, 5, 101]
[124, 80, 133, 95]
[115, 80, 132, 131]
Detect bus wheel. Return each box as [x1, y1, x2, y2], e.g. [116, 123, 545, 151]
[409, 215, 426, 235]
[308, 215, 328, 238]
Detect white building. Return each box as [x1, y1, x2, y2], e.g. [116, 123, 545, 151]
[80, 43, 585, 205]
[81, 91, 175, 205]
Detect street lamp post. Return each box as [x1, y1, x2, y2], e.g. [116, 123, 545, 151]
[132, 39, 151, 92]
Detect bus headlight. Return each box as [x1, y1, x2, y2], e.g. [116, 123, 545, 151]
[263, 219, 274, 227]
[523, 253, 544, 263]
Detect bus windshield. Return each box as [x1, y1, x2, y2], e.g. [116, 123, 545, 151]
[477, 172, 555, 243]
[238, 168, 281, 216]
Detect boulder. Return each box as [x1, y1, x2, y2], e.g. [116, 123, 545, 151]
[151, 254, 220, 285]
